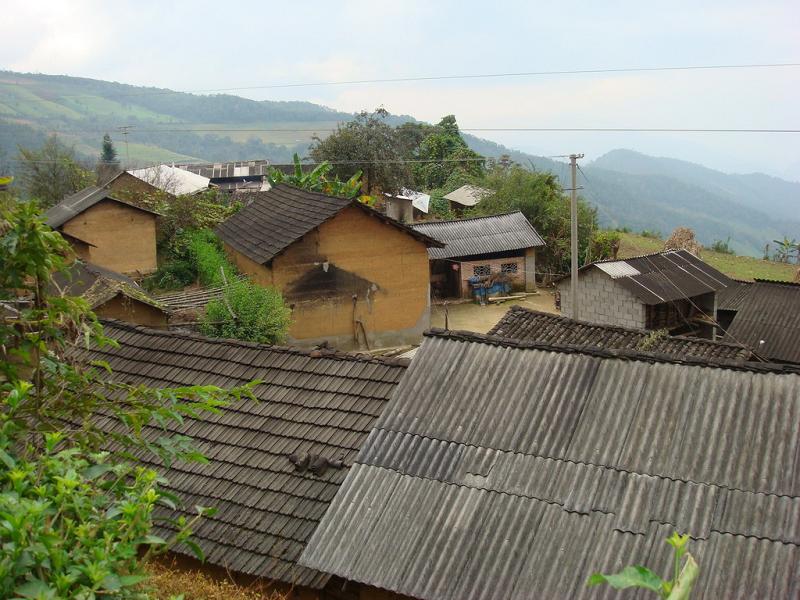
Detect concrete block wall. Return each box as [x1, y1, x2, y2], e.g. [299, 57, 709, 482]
[558, 267, 646, 329]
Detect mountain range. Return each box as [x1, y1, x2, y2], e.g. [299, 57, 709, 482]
[1, 70, 797, 257]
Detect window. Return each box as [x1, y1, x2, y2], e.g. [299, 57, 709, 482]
[473, 264, 491, 277]
[501, 262, 519, 274]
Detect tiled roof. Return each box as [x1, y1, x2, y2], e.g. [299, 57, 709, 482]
[561, 250, 734, 305]
[724, 279, 800, 364]
[45, 186, 159, 229]
[215, 184, 442, 265]
[73, 321, 407, 588]
[50, 261, 168, 312]
[300, 329, 800, 599]
[489, 306, 752, 360]
[411, 212, 544, 260]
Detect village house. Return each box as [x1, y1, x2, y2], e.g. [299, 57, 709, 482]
[51, 261, 170, 327]
[299, 328, 800, 599]
[76, 320, 408, 599]
[215, 183, 442, 350]
[176, 159, 271, 193]
[411, 211, 544, 299]
[557, 249, 733, 338]
[127, 164, 212, 196]
[45, 186, 160, 276]
[442, 184, 492, 214]
[719, 278, 800, 364]
[490, 305, 752, 360]
[104, 170, 170, 201]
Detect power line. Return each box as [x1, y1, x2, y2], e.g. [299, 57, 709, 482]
[41, 127, 800, 134]
[53, 62, 800, 98]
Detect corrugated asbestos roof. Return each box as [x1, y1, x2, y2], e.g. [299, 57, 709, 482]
[45, 186, 159, 229]
[216, 184, 442, 265]
[73, 321, 408, 588]
[489, 306, 752, 360]
[300, 329, 800, 599]
[176, 160, 271, 179]
[716, 279, 753, 311]
[724, 279, 800, 364]
[442, 184, 493, 207]
[127, 165, 211, 195]
[562, 250, 734, 305]
[411, 212, 545, 260]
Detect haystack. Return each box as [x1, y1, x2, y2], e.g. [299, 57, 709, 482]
[664, 227, 703, 256]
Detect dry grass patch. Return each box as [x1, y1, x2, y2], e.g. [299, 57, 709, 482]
[146, 560, 289, 600]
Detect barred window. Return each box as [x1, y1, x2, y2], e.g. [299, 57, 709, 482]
[501, 262, 519, 274]
[473, 264, 491, 276]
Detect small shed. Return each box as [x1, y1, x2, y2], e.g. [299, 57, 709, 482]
[556, 250, 733, 338]
[215, 184, 442, 349]
[411, 211, 544, 299]
[45, 186, 160, 276]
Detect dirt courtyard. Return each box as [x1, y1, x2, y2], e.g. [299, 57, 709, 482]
[430, 289, 559, 333]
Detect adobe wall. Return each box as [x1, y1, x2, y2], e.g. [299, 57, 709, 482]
[60, 199, 157, 276]
[225, 206, 431, 350]
[94, 296, 168, 328]
[558, 266, 646, 329]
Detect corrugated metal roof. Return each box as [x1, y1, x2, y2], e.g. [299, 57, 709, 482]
[724, 280, 800, 364]
[45, 186, 159, 229]
[73, 320, 408, 588]
[442, 185, 493, 207]
[716, 279, 753, 311]
[216, 184, 441, 265]
[489, 306, 752, 360]
[127, 165, 211, 195]
[176, 160, 271, 180]
[300, 330, 800, 599]
[561, 250, 734, 305]
[411, 212, 544, 260]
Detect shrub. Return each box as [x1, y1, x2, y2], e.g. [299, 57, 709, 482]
[589, 230, 622, 261]
[188, 230, 235, 287]
[201, 279, 292, 344]
[640, 229, 663, 239]
[710, 237, 735, 255]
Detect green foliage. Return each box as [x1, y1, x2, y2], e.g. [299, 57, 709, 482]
[412, 115, 485, 190]
[588, 532, 699, 599]
[710, 237, 735, 255]
[187, 230, 235, 287]
[310, 108, 408, 194]
[16, 135, 95, 207]
[267, 153, 362, 199]
[471, 165, 598, 275]
[1, 202, 253, 597]
[640, 229, 663, 240]
[427, 195, 456, 220]
[201, 279, 291, 345]
[589, 230, 622, 262]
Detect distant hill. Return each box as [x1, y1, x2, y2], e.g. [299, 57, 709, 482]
[1, 70, 797, 257]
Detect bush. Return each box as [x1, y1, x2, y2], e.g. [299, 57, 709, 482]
[711, 237, 735, 255]
[589, 230, 622, 262]
[188, 230, 235, 287]
[640, 229, 663, 239]
[201, 279, 291, 344]
[143, 229, 235, 291]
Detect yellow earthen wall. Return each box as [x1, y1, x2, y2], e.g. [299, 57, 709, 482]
[94, 296, 168, 328]
[225, 206, 430, 347]
[60, 199, 158, 276]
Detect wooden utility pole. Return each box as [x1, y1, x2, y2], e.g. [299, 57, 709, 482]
[117, 125, 133, 168]
[569, 153, 584, 319]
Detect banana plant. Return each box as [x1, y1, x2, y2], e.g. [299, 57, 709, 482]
[587, 532, 699, 599]
[267, 153, 363, 199]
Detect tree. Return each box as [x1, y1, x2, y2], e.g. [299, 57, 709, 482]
[268, 153, 362, 199]
[16, 135, 95, 207]
[0, 203, 249, 597]
[310, 108, 409, 194]
[413, 115, 485, 190]
[97, 132, 121, 184]
[471, 165, 598, 275]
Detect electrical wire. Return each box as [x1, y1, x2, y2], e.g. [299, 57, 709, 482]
[34, 127, 800, 134]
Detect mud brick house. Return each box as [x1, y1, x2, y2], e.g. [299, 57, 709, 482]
[75, 320, 408, 599]
[45, 186, 159, 276]
[490, 305, 752, 361]
[411, 212, 544, 299]
[720, 278, 800, 364]
[216, 184, 442, 350]
[557, 249, 733, 338]
[300, 328, 800, 599]
[51, 261, 169, 327]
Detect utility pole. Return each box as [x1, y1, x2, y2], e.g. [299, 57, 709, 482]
[569, 153, 584, 319]
[117, 125, 133, 168]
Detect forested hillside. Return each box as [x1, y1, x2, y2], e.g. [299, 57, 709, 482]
[2, 70, 797, 256]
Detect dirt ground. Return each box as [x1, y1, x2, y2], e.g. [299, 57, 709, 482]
[430, 289, 559, 333]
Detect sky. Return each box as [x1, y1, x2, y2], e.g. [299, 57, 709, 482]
[2, 0, 799, 179]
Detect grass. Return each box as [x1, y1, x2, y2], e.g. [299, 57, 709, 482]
[145, 560, 288, 599]
[617, 232, 798, 281]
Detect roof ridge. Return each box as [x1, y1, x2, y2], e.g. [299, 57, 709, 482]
[411, 210, 524, 226]
[496, 306, 749, 351]
[753, 277, 800, 287]
[424, 327, 800, 374]
[101, 319, 410, 367]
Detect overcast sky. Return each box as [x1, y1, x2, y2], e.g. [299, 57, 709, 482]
[2, 0, 798, 179]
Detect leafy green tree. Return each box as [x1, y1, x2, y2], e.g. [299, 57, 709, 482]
[471, 165, 598, 275]
[412, 115, 484, 190]
[268, 153, 362, 199]
[16, 135, 95, 207]
[310, 108, 409, 194]
[0, 203, 250, 597]
[97, 132, 121, 184]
